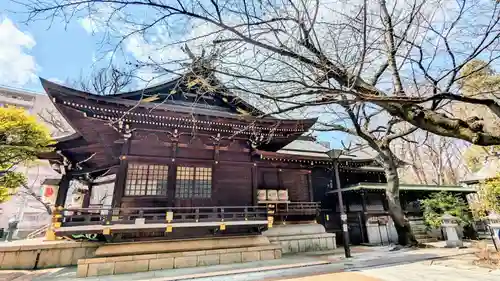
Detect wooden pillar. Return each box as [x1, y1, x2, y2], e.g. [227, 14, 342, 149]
[381, 192, 389, 212]
[307, 170, 314, 202]
[167, 138, 179, 207]
[167, 163, 176, 207]
[251, 164, 258, 205]
[55, 173, 71, 208]
[213, 141, 220, 207]
[277, 168, 283, 189]
[82, 181, 93, 208]
[111, 161, 127, 208]
[360, 191, 368, 213]
[400, 191, 407, 212]
[360, 190, 369, 244]
[111, 140, 130, 208]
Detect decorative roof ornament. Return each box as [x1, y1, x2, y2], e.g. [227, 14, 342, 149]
[180, 45, 220, 92]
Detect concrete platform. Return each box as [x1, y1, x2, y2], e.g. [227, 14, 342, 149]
[263, 224, 336, 253]
[95, 235, 271, 257]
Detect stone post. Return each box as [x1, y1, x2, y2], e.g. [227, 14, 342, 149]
[6, 218, 19, 241]
[441, 214, 463, 248]
[487, 213, 500, 251]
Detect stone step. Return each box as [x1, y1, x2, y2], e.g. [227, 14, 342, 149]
[410, 226, 426, 229]
[410, 224, 426, 228]
[416, 238, 438, 243]
[410, 225, 426, 229]
[410, 226, 426, 228]
[77, 244, 283, 277]
[478, 233, 491, 240]
[414, 234, 431, 239]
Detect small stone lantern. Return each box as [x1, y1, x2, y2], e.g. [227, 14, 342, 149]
[6, 218, 19, 241]
[441, 214, 463, 248]
[488, 213, 500, 249]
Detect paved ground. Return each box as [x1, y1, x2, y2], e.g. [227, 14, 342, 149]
[1, 245, 499, 281]
[178, 247, 495, 281]
[269, 262, 500, 281]
[358, 262, 500, 281]
[276, 272, 382, 281]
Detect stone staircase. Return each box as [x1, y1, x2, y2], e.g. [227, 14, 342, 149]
[409, 217, 438, 243]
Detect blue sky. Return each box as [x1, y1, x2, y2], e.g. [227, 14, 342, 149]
[0, 1, 102, 92]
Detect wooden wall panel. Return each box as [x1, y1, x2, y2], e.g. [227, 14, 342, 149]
[129, 131, 172, 157]
[129, 142, 172, 157]
[311, 168, 337, 203]
[120, 196, 169, 208]
[282, 170, 310, 202]
[176, 147, 214, 159]
[218, 150, 251, 162]
[218, 140, 251, 162]
[213, 165, 252, 206]
[258, 169, 280, 189]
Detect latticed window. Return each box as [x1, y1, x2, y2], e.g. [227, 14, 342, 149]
[125, 163, 168, 196]
[175, 166, 212, 199]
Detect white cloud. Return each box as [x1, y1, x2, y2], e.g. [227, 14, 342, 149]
[79, 17, 96, 34]
[0, 17, 38, 87]
[79, 16, 104, 34]
[48, 77, 65, 84]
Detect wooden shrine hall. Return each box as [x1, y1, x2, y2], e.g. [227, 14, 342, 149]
[37, 63, 329, 245]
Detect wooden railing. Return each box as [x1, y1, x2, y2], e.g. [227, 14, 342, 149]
[276, 202, 321, 215]
[57, 206, 268, 227]
[26, 224, 50, 239]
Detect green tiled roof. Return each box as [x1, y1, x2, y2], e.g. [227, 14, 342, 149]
[333, 183, 476, 193]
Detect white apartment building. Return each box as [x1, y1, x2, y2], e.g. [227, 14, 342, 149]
[0, 85, 114, 239]
[0, 86, 73, 238]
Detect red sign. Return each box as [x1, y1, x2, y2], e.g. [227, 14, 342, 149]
[44, 186, 54, 197]
[42, 184, 58, 205]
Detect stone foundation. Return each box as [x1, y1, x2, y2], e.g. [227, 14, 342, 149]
[0, 240, 100, 270]
[74, 235, 281, 277]
[263, 224, 336, 254]
[77, 242, 281, 277]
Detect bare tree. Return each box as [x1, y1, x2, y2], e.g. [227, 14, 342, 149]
[17, 0, 500, 144]
[16, 0, 500, 245]
[77, 66, 133, 96]
[394, 131, 469, 185]
[37, 108, 72, 136]
[18, 183, 53, 215]
[319, 100, 419, 245]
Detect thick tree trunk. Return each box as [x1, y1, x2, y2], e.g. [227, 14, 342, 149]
[381, 149, 418, 247]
